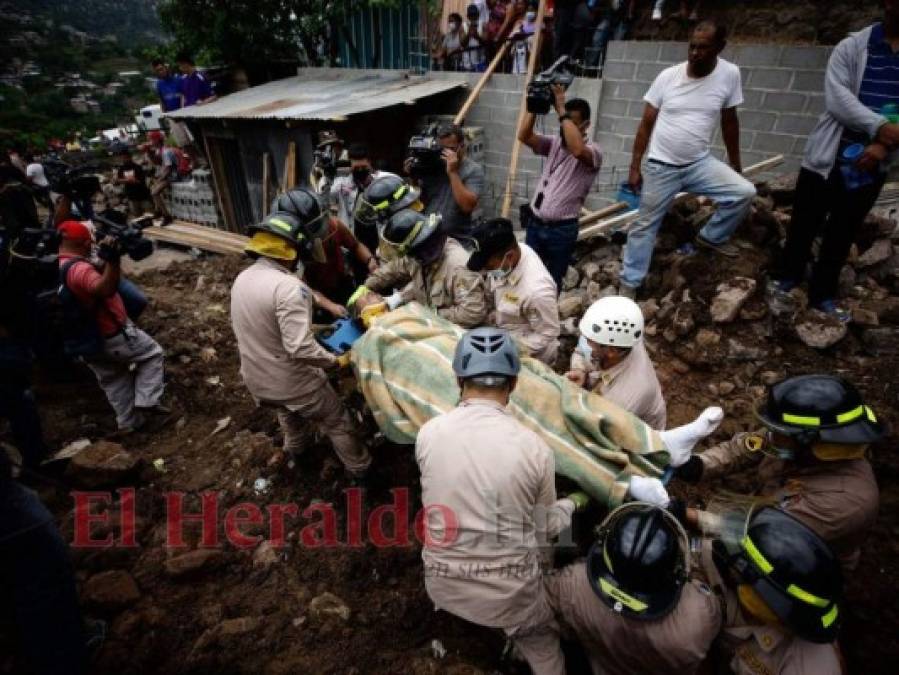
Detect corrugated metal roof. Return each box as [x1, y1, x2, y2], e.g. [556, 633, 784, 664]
[166, 68, 469, 121]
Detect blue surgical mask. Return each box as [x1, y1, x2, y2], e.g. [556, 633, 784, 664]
[485, 253, 512, 283]
[526, 11, 537, 21]
[577, 336, 594, 360]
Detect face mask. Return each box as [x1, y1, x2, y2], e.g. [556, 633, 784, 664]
[485, 253, 512, 284]
[449, 22, 459, 31]
[352, 167, 371, 185]
[526, 11, 536, 21]
[576, 336, 594, 361]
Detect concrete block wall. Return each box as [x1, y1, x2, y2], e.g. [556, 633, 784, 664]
[168, 168, 224, 227]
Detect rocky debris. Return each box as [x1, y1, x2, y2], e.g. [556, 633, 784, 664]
[558, 292, 584, 320]
[694, 328, 721, 348]
[562, 266, 580, 291]
[851, 307, 880, 327]
[165, 549, 224, 578]
[82, 570, 141, 611]
[252, 540, 281, 568]
[190, 616, 261, 658]
[856, 239, 894, 268]
[711, 277, 757, 323]
[794, 311, 848, 349]
[862, 327, 899, 355]
[308, 592, 351, 622]
[67, 441, 141, 488]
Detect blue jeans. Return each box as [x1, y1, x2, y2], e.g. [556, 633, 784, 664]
[588, 11, 632, 68]
[620, 155, 756, 288]
[524, 214, 579, 291]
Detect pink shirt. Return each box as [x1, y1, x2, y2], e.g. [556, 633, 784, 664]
[530, 134, 601, 221]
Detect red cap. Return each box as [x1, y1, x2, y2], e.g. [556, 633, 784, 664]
[148, 130, 164, 144]
[57, 220, 92, 242]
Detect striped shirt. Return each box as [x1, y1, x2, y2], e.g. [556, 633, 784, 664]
[844, 23, 899, 145]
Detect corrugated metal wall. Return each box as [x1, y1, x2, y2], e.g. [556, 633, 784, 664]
[336, 2, 423, 71]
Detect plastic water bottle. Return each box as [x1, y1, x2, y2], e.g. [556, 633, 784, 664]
[840, 143, 876, 191]
[882, 102, 899, 123]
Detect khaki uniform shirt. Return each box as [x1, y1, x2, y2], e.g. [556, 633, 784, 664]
[698, 542, 843, 675]
[230, 257, 335, 403]
[571, 340, 667, 429]
[489, 243, 560, 365]
[699, 435, 878, 571]
[416, 398, 575, 628]
[364, 237, 487, 328]
[544, 561, 721, 675]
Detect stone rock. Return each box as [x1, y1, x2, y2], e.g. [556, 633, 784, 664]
[851, 307, 880, 327]
[190, 616, 261, 657]
[862, 327, 899, 355]
[710, 277, 757, 323]
[82, 570, 141, 611]
[718, 381, 736, 395]
[585, 281, 602, 304]
[838, 265, 857, 297]
[562, 266, 580, 291]
[871, 297, 899, 324]
[560, 317, 578, 337]
[165, 549, 223, 578]
[760, 370, 784, 386]
[640, 298, 660, 323]
[672, 305, 695, 337]
[252, 540, 281, 568]
[670, 358, 690, 374]
[856, 239, 894, 268]
[694, 328, 721, 348]
[579, 261, 601, 282]
[558, 293, 584, 320]
[309, 592, 351, 622]
[794, 311, 848, 349]
[727, 339, 765, 361]
[67, 441, 141, 488]
[766, 174, 797, 206]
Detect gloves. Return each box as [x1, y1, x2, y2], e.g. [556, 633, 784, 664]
[627, 475, 670, 507]
[336, 353, 352, 368]
[674, 455, 704, 484]
[659, 406, 723, 467]
[567, 491, 590, 512]
[385, 291, 404, 311]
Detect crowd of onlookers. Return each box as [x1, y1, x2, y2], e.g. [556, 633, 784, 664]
[431, 0, 706, 75]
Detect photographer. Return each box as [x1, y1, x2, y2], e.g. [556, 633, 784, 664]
[517, 86, 601, 289]
[405, 124, 485, 241]
[329, 142, 395, 252]
[56, 220, 167, 433]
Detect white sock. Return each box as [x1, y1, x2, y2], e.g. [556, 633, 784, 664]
[660, 406, 724, 466]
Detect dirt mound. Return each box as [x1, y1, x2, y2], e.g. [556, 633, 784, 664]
[2, 182, 898, 672]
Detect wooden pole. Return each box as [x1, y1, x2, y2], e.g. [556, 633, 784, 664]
[500, 0, 546, 218]
[453, 40, 512, 126]
[578, 201, 628, 227]
[282, 141, 297, 192]
[262, 152, 271, 217]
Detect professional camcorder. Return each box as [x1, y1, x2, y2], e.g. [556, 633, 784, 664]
[93, 210, 154, 261]
[526, 55, 575, 115]
[406, 124, 444, 177]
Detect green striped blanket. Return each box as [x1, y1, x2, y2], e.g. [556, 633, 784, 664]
[351, 303, 671, 507]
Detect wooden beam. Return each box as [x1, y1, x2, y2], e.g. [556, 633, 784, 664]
[145, 227, 246, 256]
[203, 134, 240, 233]
[579, 201, 628, 227]
[453, 40, 512, 126]
[500, 0, 546, 218]
[262, 152, 271, 217]
[284, 141, 297, 192]
[201, 133, 232, 232]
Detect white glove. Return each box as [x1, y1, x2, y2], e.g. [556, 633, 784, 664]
[659, 406, 724, 467]
[627, 476, 670, 507]
[385, 291, 405, 311]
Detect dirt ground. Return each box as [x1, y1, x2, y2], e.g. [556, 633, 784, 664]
[1, 220, 897, 674]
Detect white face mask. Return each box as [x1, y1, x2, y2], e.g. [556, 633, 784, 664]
[577, 336, 594, 361]
[525, 11, 536, 21]
[448, 21, 459, 32]
[485, 253, 512, 285]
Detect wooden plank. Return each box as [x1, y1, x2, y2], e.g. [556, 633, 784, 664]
[148, 225, 247, 250]
[500, 0, 546, 218]
[285, 141, 297, 191]
[145, 227, 246, 256]
[453, 40, 512, 126]
[201, 133, 232, 233]
[262, 152, 271, 217]
[204, 136, 239, 233]
[579, 201, 628, 227]
[166, 221, 249, 246]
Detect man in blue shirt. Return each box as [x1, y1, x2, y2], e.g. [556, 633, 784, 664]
[152, 59, 183, 112]
[176, 52, 217, 107]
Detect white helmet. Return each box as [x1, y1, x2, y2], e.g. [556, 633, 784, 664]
[579, 296, 645, 348]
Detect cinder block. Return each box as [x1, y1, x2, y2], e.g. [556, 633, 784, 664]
[729, 45, 782, 68]
[805, 94, 825, 116]
[747, 68, 794, 90]
[478, 90, 506, 108]
[740, 89, 765, 109]
[658, 42, 687, 64]
[791, 69, 825, 93]
[624, 41, 661, 62]
[612, 117, 639, 135]
[598, 98, 630, 117]
[635, 61, 668, 83]
[753, 132, 796, 153]
[605, 41, 628, 61]
[597, 115, 617, 132]
[596, 133, 624, 152]
[775, 114, 818, 136]
[627, 100, 648, 119]
[614, 81, 649, 101]
[739, 110, 778, 132]
[602, 60, 637, 80]
[601, 151, 633, 170]
[764, 91, 807, 112]
[780, 46, 831, 69]
[792, 136, 810, 156]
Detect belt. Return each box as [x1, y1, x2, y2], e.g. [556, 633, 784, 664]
[648, 158, 699, 169]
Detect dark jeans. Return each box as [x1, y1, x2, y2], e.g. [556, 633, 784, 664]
[778, 166, 885, 305]
[524, 212, 579, 291]
[553, 3, 579, 59]
[0, 480, 86, 675]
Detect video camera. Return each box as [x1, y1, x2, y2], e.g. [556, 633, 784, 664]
[93, 210, 154, 261]
[526, 56, 575, 115]
[406, 123, 445, 178]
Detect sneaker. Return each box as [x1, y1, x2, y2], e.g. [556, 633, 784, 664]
[813, 299, 851, 323]
[137, 402, 172, 415]
[618, 284, 638, 301]
[696, 235, 740, 258]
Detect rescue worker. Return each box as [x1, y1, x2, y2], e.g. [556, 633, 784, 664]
[679, 374, 883, 572]
[416, 327, 589, 674]
[353, 174, 422, 256]
[466, 217, 561, 366]
[700, 506, 844, 674]
[351, 208, 488, 328]
[566, 296, 667, 429]
[544, 503, 722, 675]
[230, 199, 371, 479]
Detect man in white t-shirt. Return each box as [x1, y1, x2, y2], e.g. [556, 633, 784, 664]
[619, 21, 756, 297]
[24, 153, 51, 207]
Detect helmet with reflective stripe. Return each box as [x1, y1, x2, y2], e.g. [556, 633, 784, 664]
[587, 503, 689, 620]
[270, 187, 329, 239]
[755, 374, 884, 445]
[356, 175, 421, 227]
[452, 327, 521, 379]
[381, 208, 442, 257]
[248, 211, 306, 247]
[713, 507, 842, 644]
[579, 296, 645, 348]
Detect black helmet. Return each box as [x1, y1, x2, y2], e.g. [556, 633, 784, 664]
[247, 210, 325, 263]
[755, 374, 884, 445]
[356, 175, 421, 227]
[381, 208, 442, 258]
[713, 507, 843, 644]
[587, 503, 688, 621]
[270, 187, 329, 239]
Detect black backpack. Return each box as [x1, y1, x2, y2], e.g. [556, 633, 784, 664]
[57, 257, 105, 358]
